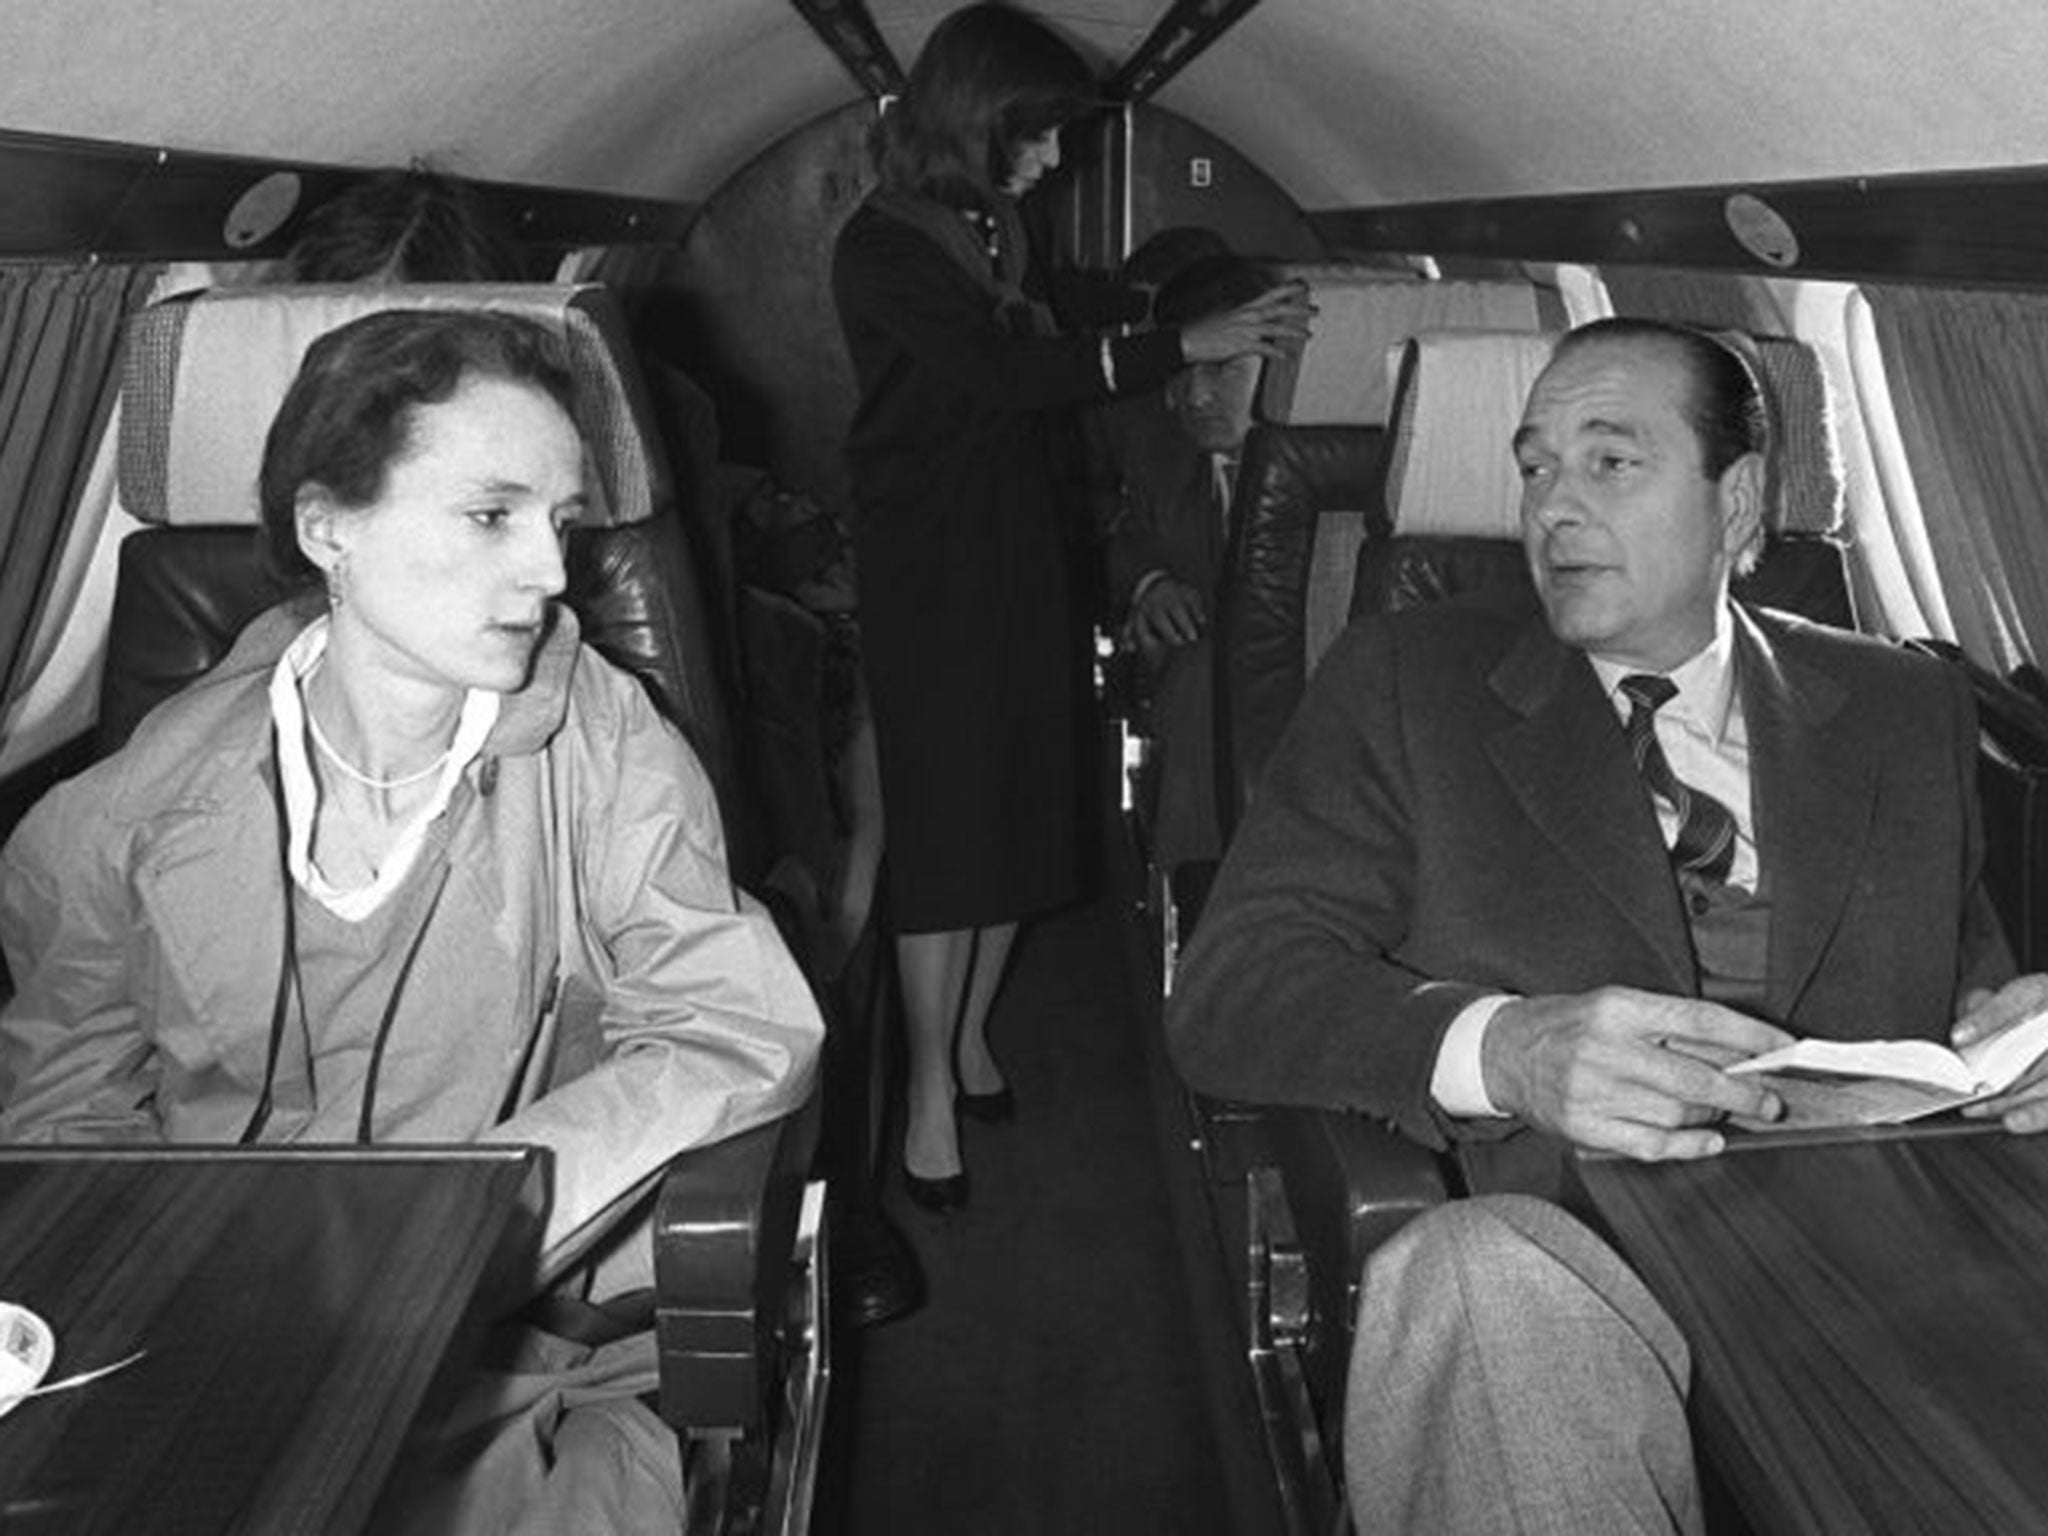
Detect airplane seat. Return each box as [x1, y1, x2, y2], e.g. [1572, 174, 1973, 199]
[1256, 263, 1553, 429]
[1213, 423, 1391, 850]
[1194, 297, 1549, 1532]
[1226, 323, 1856, 1532]
[1212, 273, 1556, 854]
[104, 281, 826, 1535]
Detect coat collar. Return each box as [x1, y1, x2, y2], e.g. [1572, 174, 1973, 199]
[1485, 620, 1698, 989]
[213, 595, 581, 763]
[1481, 603, 1872, 1012]
[1732, 605, 1870, 1013]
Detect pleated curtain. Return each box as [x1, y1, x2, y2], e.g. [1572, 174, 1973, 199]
[1862, 285, 2048, 673]
[0, 261, 160, 712]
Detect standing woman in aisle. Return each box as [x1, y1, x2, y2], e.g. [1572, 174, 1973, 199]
[833, 1, 1311, 1209]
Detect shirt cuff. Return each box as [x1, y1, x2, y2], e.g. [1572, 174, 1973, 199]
[1430, 993, 1515, 1119]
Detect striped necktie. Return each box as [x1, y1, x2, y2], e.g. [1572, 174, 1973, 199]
[1619, 674, 1738, 884]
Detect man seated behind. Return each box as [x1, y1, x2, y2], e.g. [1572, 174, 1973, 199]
[1167, 316, 2048, 1533]
[1104, 250, 1277, 896]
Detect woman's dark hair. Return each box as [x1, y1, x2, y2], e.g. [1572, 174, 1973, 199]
[873, 3, 1097, 208]
[286, 170, 523, 284]
[258, 309, 578, 585]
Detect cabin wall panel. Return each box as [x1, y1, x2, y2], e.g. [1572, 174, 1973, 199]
[601, 102, 1325, 522]
[606, 107, 875, 515]
[1123, 112, 1324, 266]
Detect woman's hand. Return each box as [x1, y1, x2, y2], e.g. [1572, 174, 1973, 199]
[1178, 282, 1316, 363]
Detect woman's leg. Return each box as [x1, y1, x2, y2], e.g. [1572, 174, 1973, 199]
[954, 921, 1019, 1097]
[896, 928, 974, 1180]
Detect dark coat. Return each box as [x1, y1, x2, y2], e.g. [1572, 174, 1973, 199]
[1168, 586, 2015, 1195]
[832, 194, 1181, 930]
[1102, 407, 1230, 869]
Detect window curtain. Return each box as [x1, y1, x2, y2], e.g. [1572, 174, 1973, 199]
[0, 261, 161, 711]
[1861, 285, 2048, 671]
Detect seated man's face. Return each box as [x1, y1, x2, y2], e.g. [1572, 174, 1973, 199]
[1512, 337, 1756, 673]
[1166, 353, 1261, 453]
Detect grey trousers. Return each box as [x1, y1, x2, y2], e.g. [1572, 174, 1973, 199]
[1344, 1194, 1704, 1536]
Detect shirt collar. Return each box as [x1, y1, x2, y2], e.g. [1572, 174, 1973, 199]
[269, 616, 500, 912]
[1588, 602, 1738, 744]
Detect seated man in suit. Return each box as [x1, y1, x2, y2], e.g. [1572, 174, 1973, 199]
[1167, 316, 2048, 1533]
[1104, 251, 1276, 911]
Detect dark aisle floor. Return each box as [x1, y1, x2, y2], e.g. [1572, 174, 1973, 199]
[816, 898, 1242, 1536]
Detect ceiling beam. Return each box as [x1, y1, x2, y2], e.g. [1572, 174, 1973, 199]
[0, 128, 694, 262]
[1105, 0, 1264, 105]
[787, 0, 905, 99]
[1308, 165, 2048, 290]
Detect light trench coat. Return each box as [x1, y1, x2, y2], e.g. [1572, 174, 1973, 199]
[0, 600, 824, 1531]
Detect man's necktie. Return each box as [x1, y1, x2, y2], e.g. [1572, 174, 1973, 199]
[1618, 674, 1738, 884]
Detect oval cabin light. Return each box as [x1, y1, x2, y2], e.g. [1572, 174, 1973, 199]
[223, 171, 302, 250]
[1725, 192, 1801, 268]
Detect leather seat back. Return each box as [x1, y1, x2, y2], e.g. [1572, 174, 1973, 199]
[1214, 424, 1388, 841]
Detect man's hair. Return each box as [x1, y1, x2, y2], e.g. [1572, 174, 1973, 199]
[1121, 227, 1233, 292]
[1152, 252, 1272, 331]
[1552, 317, 1770, 480]
[286, 170, 523, 284]
[258, 310, 577, 585]
[872, 2, 1097, 210]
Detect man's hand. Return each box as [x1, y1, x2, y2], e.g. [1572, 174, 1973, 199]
[1956, 973, 2048, 1133]
[1481, 987, 1795, 1160]
[1126, 577, 1206, 662]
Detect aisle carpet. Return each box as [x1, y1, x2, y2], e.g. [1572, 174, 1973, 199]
[821, 898, 1237, 1535]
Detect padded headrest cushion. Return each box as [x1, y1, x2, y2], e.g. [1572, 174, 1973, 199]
[1716, 331, 1846, 536]
[1383, 331, 1561, 540]
[1259, 265, 1546, 427]
[118, 283, 667, 528]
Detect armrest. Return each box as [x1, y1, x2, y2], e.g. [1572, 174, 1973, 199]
[1256, 1108, 1450, 1421]
[651, 1091, 821, 1436]
[1238, 1110, 1447, 1531]
[1268, 1106, 1450, 1277]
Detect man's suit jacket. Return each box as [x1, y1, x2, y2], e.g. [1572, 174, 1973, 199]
[1101, 402, 1227, 616]
[1102, 406, 1232, 868]
[1167, 584, 2015, 1196]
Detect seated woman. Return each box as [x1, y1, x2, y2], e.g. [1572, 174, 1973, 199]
[0, 309, 823, 1530]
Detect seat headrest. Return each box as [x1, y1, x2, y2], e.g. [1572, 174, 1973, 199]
[1258, 265, 1547, 428]
[1383, 331, 1561, 540]
[117, 283, 668, 529]
[1716, 331, 1845, 536]
[1380, 327, 1847, 545]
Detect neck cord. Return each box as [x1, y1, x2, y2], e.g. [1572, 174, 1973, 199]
[241, 732, 458, 1146]
[304, 703, 451, 791]
[240, 741, 296, 1145]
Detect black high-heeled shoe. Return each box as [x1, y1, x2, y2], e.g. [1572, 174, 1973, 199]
[956, 1086, 1016, 1123]
[903, 1168, 970, 1213]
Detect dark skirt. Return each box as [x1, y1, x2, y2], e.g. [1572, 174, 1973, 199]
[853, 511, 1094, 934]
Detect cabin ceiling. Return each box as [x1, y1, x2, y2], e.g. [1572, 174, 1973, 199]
[9, 0, 2048, 210]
